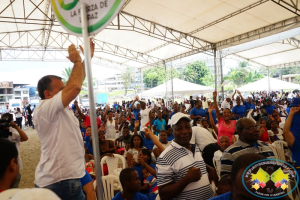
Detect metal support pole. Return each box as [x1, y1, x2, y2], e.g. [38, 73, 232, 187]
[81, 3, 103, 200]
[219, 51, 224, 101]
[213, 49, 217, 92]
[280, 68, 283, 94]
[140, 68, 143, 98]
[267, 66, 270, 94]
[164, 61, 167, 100]
[170, 62, 174, 102]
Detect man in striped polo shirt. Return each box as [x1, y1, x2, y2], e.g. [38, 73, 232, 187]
[156, 113, 215, 200]
[220, 118, 275, 176]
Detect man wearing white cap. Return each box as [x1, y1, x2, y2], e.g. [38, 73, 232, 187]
[156, 113, 217, 200]
[221, 95, 231, 111]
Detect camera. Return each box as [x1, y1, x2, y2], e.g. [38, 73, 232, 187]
[0, 114, 12, 138]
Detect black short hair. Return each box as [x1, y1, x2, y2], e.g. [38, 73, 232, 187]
[270, 120, 279, 125]
[0, 138, 18, 179]
[130, 135, 143, 149]
[1, 113, 13, 121]
[140, 149, 151, 164]
[231, 153, 265, 183]
[37, 75, 62, 99]
[119, 168, 136, 187]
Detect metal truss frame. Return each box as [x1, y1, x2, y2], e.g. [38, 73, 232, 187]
[271, 0, 300, 16]
[0, 47, 129, 71]
[269, 60, 300, 68]
[216, 15, 300, 50]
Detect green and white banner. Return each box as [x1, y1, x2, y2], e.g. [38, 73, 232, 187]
[51, 0, 124, 36]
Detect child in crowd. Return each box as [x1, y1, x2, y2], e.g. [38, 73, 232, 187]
[140, 168, 158, 200]
[258, 119, 270, 143]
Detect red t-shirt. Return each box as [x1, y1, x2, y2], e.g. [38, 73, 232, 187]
[259, 127, 269, 143]
[83, 115, 101, 129]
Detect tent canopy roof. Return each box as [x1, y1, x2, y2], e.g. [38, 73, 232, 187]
[237, 77, 300, 92]
[142, 78, 214, 96]
[1, 0, 300, 70]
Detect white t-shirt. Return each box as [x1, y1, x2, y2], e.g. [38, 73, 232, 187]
[202, 100, 208, 109]
[190, 126, 217, 151]
[268, 129, 284, 140]
[15, 112, 22, 118]
[8, 127, 23, 170]
[213, 150, 222, 177]
[153, 141, 171, 150]
[33, 91, 85, 187]
[4, 108, 11, 113]
[140, 108, 151, 130]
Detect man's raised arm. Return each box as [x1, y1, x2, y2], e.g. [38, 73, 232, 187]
[62, 39, 95, 108]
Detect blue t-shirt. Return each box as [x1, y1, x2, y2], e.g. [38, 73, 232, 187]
[167, 134, 174, 141]
[134, 164, 156, 184]
[133, 108, 140, 121]
[289, 113, 300, 141]
[112, 192, 149, 200]
[291, 138, 300, 165]
[205, 108, 217, 124]
[232, 105, 246, 120]
[262, 105, 276, 115]
[80, 171, 93, 187]
[153, 119, 166, 135]
[244, 101, 255, 111]
[169, 112, 176, 119]
[144, 175, 158, 195]
[210, 191, 231, 200]
[190, 107, 206, 120]
[84, 136, 93, 155]
[143, 138, 154, 150]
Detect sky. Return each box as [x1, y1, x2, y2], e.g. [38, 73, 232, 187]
[0, 61, 120, 87]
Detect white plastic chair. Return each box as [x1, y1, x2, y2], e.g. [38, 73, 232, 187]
[102, 175, 122, 200]
[212, 157, 220, 180]
[272, 141, 288, 162]
[101, 154, 126, 176]
[93, 175, 123, 200]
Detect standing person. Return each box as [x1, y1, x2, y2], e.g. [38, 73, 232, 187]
[169, 103, 179, 121]
[139, 100, 152, 138]
[33, 40, 94, 200]
[4, 104, 11, 113]
[131, 96, 141, 121]
[189, 96, 195, 108]
[202, 96, 208, 109]
[153, 111, 166, 136]
[221, 95, 231, 112]
[15, 108, 23, 129]
[190, 100, 206, 126]
[213, 91, 237, 144]
[27, 104, 33, 128]
[104, 109, 118, 140]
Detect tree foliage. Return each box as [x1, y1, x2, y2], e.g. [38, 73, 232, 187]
[62, 67, 72, 84]
[180, 61, 211, 85]
[224, 61, 264, 87]
[143, 66, 179, 88]
[121, 67, 134, 95]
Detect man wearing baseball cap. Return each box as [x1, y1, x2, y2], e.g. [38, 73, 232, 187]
[156, 113, 216, 200]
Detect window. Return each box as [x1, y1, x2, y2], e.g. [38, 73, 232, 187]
[15, 91, 21, 95]
[23, 97, 28, 100]
[23, 90, 28, 94]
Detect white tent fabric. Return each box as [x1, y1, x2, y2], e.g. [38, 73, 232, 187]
[237, 77, 300, 92]
[142, 78, 214, 96]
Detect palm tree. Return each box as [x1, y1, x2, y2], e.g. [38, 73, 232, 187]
[146, 72, 157, 88]
[121, 67, 134, 95]
[62, 67, 72, 84]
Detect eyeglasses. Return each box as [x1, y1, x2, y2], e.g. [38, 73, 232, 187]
[244, 125, 260, 130]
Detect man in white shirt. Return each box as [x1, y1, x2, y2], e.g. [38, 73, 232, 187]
[139, 100, 152, 138]
[4, 105, 11, 114]
[202, 96, 209, 109]
[33, 40, 94, 200]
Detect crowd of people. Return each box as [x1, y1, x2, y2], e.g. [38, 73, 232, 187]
[1, 40, 300, 200]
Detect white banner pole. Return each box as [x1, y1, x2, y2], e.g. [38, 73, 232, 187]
[81, 2, 104, 200]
